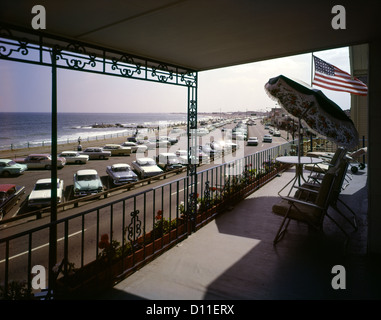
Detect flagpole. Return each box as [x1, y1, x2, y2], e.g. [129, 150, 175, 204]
[311, 52, 314, 87]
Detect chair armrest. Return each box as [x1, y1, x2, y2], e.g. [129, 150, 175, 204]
[278, 195, 324, 210]
[295, 186, 319, 194]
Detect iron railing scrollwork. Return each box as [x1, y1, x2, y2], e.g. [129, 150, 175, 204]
[127, 209, 142, 244]
[0, 23, 197, 88]
[111, 54, 142, 78]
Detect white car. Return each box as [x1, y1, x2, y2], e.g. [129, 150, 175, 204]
[103, 144, 131, 156]
[263, 134, 273, 143]
[131, 157, 163, 179]
[273, 130, 281, 137]
[156, 153, 184, 171]
[28, 178, 64, 208]
[121, 141, 148, 153]
[247, 137, 259, 146]
[80, 147, 111, 160]
[175, 149, 210, 165]
[58, 151, 89, 164]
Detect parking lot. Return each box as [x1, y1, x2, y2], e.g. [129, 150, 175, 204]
[0, 119, 288, 225]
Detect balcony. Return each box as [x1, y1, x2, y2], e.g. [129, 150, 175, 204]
[102, 165, 381, 300]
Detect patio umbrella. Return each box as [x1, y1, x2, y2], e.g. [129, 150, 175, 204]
[264, 75, 359, 154]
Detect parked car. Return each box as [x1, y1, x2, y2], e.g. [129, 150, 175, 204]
[136, 139, 156, 150]
[103, 144, 131, 156]
[156, 153, 184, 171]
[58, 151, 89, 164]
[0, 184, 25, 220]
[263, 134, 273, 143]
[14, 154, 66, 169]
[159, 135, 178, 145]
[176, 148, 210, 165]
[80, 147, 111, 160]
[200, 144, 221, 159]
[0, 159, 27, 176]
[232, 132, 245, 140]
[223, 141, 239, 153]
[121, 141, 148, 153]
[192, 147, 210, 164]
[28, 178, 64, 208]
[131, 157, 163, 179]
[150, 138, 171, 148]
[273, 130, 281, 137]
[73, 169, 104, 198]
[247, 137, 259, 146]
[175, 150, 188, 165]
[106, 163, 138, 185]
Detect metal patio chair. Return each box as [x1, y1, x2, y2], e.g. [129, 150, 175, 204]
[272, 165, 340, 245]
[294, 155, 358, 233]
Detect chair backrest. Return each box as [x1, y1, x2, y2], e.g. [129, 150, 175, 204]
[329, 156, 349, 204]
[330, 147, 347, 166]
[315, 165, 340, 210]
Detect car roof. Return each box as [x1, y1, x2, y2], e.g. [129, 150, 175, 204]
[0, 184, 16, 192]
[76, 169, 98, 175]
[159, 153, 176, 156]
[28, 154, 50, 157]
[112, 163, 130, 168]
[35, 178, 61, 184]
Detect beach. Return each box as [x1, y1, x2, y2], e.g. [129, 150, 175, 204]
[0, 125, 186, 160]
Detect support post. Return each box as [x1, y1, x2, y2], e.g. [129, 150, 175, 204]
[48, 48, 58, 295]
[187, 81, 198, 233]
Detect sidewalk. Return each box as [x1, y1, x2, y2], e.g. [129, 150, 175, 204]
[100, 166, 381, 300]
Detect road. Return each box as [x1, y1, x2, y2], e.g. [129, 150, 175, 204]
[0, 120, 290, 285]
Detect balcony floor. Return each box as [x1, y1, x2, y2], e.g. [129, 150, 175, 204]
[101, 165, 381, 300]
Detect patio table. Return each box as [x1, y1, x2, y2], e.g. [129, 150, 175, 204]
[276, 156, 323, 195]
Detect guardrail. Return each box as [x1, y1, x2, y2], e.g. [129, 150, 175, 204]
[0, 166, 188, 227]
[0, 141, 294, 299]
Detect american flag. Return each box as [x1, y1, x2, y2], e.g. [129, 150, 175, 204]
[312, 55, 368, 96]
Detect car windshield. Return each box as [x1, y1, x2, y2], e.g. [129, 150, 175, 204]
[139, 159, 155, 166]
[34, 182, 60, 190]
[0, 192, 6, 202]
[113, 167, 128, 172]
[77, 174, 98, 181]
[5, 160, 17, 166]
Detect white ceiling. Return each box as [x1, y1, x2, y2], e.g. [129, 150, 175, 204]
[0, 0, 380, 71]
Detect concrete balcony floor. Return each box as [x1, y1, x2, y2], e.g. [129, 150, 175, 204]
[101, 165, 381, 300]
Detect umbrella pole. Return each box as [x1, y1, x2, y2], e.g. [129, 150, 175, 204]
[298, 117, 302, 162]
[298, 117, 302, 185]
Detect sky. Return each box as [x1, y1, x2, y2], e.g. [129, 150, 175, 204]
[0, 46, 351, 114]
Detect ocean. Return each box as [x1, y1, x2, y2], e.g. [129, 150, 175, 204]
[0, 112, 192, 150]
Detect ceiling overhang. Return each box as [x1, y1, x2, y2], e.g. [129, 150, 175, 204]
[0, 0, 380, 72]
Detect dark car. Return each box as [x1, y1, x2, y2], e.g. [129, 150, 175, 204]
[0, 184, 25, 220]
[106, 163, 138, 185]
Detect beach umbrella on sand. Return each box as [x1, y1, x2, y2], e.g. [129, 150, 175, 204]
[264, 75, 359, 158]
